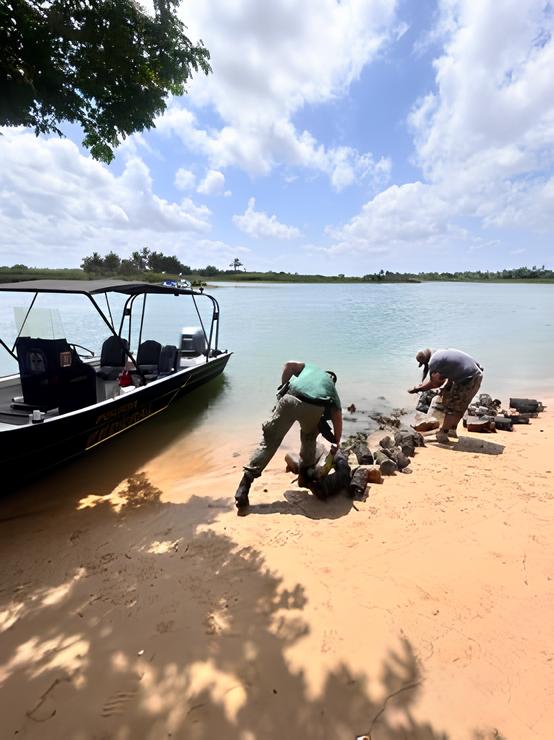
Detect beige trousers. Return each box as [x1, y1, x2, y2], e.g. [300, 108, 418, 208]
[244, 393, 324, 478]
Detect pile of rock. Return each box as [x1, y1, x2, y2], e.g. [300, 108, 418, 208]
[371, 430, 423, 475]
[463, 394, 546, 433]
[284, 391, 545, 503]
[284, 419, 425, 503]
[338, 426, 425, 501]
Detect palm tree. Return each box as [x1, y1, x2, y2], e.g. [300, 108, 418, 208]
[230, 258, 243, 272]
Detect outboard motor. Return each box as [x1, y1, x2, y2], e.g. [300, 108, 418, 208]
[179, 327, 207, 362]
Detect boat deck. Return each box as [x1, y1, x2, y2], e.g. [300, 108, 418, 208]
[0, 376, 127, 427]
[0, 380, 40, 426]
[0, 354, 215, 428]
[0, 374, 114, 427]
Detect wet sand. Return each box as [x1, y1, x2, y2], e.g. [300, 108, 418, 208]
[0, 398, 553, 739]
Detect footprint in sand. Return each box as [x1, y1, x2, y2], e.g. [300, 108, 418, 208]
[100, 552, 117, 564]
[101, 682, 140, 718]
[26, 676, 71, 722]
[156, 620, 175, 634]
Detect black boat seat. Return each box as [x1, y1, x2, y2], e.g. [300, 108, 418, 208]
[127, 339, 163, 382]
[97, 336, 129, 380]
[158, 345, 178, 376]
[15, 337, 97, 413]
[60, 359, 97, 413]
[136, 339, 161, 376]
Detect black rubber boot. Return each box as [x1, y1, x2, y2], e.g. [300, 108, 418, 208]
[235, 473, 253, 511]
[297, 467, 313, 489]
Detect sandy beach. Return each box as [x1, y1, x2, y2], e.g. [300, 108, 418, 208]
[0, 399, 553, 739]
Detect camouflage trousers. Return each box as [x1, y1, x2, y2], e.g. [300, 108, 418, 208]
[441, 371, 483, 416]
[244, 393, 324, 479]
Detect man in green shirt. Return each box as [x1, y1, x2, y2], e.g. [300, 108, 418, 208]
[234, 361, 343, 511]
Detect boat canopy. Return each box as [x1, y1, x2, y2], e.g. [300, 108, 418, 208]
[0, 278, 222, 371]
[0, 279, 201, 296]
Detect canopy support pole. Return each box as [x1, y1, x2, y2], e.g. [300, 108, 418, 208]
[11, 292, 38, 353]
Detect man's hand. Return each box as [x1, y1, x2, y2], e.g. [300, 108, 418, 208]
[330, 407, 342, 447]
[407, 387, 419, 394]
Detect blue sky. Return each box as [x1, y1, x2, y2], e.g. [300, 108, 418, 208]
[1, 0, 553, 274]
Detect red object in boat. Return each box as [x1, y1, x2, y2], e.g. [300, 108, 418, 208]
[118, 368, 132, 387]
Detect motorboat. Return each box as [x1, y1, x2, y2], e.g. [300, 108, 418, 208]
[162, 278, 191, 289]
[0, 279, 231, 488]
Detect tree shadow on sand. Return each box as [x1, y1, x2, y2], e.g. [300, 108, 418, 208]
[116, 471, 163, 508]
[0, 473, 501, 739]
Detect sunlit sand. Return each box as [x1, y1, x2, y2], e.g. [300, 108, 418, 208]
[0, 400, 552, 738]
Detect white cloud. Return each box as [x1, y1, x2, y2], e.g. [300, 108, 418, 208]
[197, 169, 226, 196]
[408, 0, 554, 221]
[326, 0, 554, 257]
[233, 197, 301, 240]
[155, 0, 399, 189]
[158, 106, 391, 192]
[184, 0, 397, 116]
[175, 168, 196, 190]
[325, 181, 467, 254]
[117, 131, 160, 159]
[6, 1, 554, 271]
[0, 130, 212, 266]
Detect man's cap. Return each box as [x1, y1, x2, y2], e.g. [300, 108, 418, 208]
[416, 349, 431, 367]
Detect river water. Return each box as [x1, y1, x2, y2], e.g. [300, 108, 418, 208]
[1, 281, 552, 491]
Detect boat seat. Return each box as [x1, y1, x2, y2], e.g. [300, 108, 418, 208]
[158, 345, 178, 377]
[97, 336, 129, 380]
[132, 340, 162, 380]
[15, 337, 97, 413]
[59, 358, 97, 413]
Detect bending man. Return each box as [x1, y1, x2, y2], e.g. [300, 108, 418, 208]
[235, 361, 342, 511]
[408, 348, 483, 444]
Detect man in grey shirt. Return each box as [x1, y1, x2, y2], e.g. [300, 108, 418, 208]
[408, 348, 483, 443]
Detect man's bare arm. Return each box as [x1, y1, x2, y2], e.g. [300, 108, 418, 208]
[281, 361, 305, 384]
[408, 371, 445, 394]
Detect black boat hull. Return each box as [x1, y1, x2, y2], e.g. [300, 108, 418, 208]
[2, 353, 231, 488]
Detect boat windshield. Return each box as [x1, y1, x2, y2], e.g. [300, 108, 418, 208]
[14, 306, 65, 339]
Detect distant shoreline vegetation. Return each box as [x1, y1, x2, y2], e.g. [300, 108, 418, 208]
[0, 250, 553, 285]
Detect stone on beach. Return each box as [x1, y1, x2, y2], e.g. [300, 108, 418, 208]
[412, 417, 440, 432]
[464, 416, 496, 433]
[493, 416, 513, 431]
[365, 466, 384, 484]
[373, 449, 398, 475]
[394, 428, 425, 456]
[509, 397, 545, 413]
[352, 442, 373, 465]
[508, 413, 530, 424]
[379, 435, 394, 449]
[349, 467, 370, 501]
